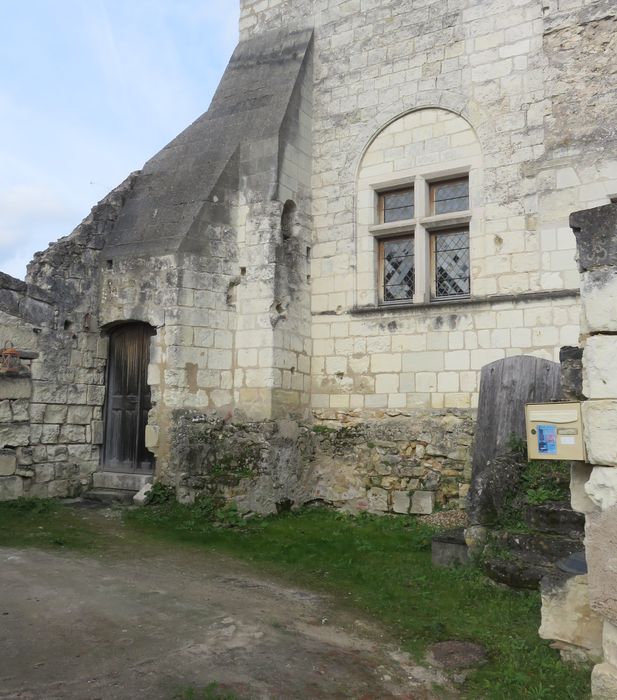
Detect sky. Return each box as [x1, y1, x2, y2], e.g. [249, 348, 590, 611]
[0, 0, 240, 279]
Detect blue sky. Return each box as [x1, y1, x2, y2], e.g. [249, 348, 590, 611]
[0, 0, 239, 279]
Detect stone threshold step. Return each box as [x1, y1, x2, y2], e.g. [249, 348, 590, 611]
[92, 472, 154, 492]
[83, 489, 137, 506]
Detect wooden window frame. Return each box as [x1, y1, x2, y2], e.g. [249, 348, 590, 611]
[429, 226, 471, 301]
[378, 233, 415, 305]
[378, 186, 415, 224]
[429, 176, 470, 217]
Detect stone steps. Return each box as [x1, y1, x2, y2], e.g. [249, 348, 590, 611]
[83, 489, 136, 506]
[523, 501, 585, 537]
[92, 472, 153, 492]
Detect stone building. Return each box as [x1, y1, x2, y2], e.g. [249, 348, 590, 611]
[1, 0, 616, 516]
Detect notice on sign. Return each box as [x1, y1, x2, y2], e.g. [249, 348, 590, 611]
[537, 424, 558, 455]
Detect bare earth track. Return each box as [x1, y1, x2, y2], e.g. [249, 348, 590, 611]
[0, 508, 454, 700]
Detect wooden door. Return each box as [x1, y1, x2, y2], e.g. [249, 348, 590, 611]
[103, 323, 154, 473]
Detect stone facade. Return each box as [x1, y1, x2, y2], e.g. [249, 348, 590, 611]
[1, 1, 617, 516]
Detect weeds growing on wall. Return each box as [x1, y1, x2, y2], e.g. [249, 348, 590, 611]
[126, 504, 591, 700]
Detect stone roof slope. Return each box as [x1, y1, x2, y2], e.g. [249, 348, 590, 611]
[103, 27, 313, 259]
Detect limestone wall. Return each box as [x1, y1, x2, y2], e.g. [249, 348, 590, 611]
[239, 0, 617, 416]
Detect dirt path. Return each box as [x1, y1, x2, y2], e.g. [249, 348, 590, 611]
[0, 508, 453, 700]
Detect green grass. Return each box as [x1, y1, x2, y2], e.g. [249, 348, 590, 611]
[174, 683, 241, 700]
[127, 504, 591, 700]
[0, 498, 100, 551]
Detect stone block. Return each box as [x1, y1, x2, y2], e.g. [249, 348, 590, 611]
[10, 399, 29, 422]
[586, 507, 617, 626]
[48, 479, 70, 498]
[66, 405, 93, 425]
[539, 573, 603, 663]
[571, 463, 598, 514]
[40, 424, 61, 444]
[586, 467, 617, 511]
[59, 424, 86, 443]
[367, 487, 388, 513]
[0, 476, 23, 501]
[581, 268, 617, 334]
[392, 490, 410, 514]
[35, 464, 56, 483]
[584, 336, 617, 399]
[0, 400, 11, 422]
[583, 401, 617, 467]
[133, 482, 153, 506]
[145, 425, 159, 450]
[570, 203, 617, 273]
[92, 421, 104, 445]
[0, 424, 30, 447]
[42, 404, 68, 424]
[0, 449, 16, 476]
[0, 377, 31, 400]
[31, 381, 67, 404]
[411, 491, 435, 515]
[604, 621, 617, 667]
[591, 662, 617, 699]
[432, 528, 469, 568]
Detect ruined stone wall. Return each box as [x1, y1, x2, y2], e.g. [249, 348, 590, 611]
[0, 178, 137, 501]
[172, 406, 473, 515]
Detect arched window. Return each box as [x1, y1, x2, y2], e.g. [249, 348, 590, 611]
[356, 108, 482, 307]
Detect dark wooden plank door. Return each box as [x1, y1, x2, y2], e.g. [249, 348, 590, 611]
[103, 324, 154, 474]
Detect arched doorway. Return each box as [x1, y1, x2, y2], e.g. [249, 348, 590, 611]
[102, 322, 155, 474]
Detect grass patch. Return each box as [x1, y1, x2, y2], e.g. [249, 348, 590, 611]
[0, 498, 100, 551]
[174, 683, 241, 700]
[126, 505, 591, 700]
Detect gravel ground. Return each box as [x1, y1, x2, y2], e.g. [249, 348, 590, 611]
[419, 509, 469, 530]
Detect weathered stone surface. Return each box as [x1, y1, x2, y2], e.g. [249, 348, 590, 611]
[591, 662, 617, 699]
[0, 476, 23, 501]
[431, 529, 469, 568]
[586, 507, 617, 626]
[560, 346, 584, 402]
[524, 501, 585, 537]
[411, 491, 434, 515]
[367, 487, 388, 513]
[92, 421, 104, 445]
[0, 378, 31, 400]
[540, 573, 603, 663]
[133, 482, 153, 506]
[603, 621, 617, 668]
[584, 336, 617, 399]
[0, 424, 29, 448]
[580, 268, 617, 334]
[586, 467, 617, 511]
[583, 400, 617, 467]
[391, 490, 409, 514]
[0, 449, 16, 476]
[468, 452, 524, 526]
[571, 463, 598, 515]
[570, 203, 617, 273]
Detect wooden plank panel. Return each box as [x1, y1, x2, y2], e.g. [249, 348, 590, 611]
[472, 355, 561, 478]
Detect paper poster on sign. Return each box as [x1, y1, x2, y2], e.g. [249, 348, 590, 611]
[537, 424, 558, 455]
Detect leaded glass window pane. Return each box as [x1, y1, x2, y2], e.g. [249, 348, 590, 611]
[434, 230, 470, 298]
[381, 188, 414, 222]
[382, 237, 414, 302]
[431, 178, 469, 215]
